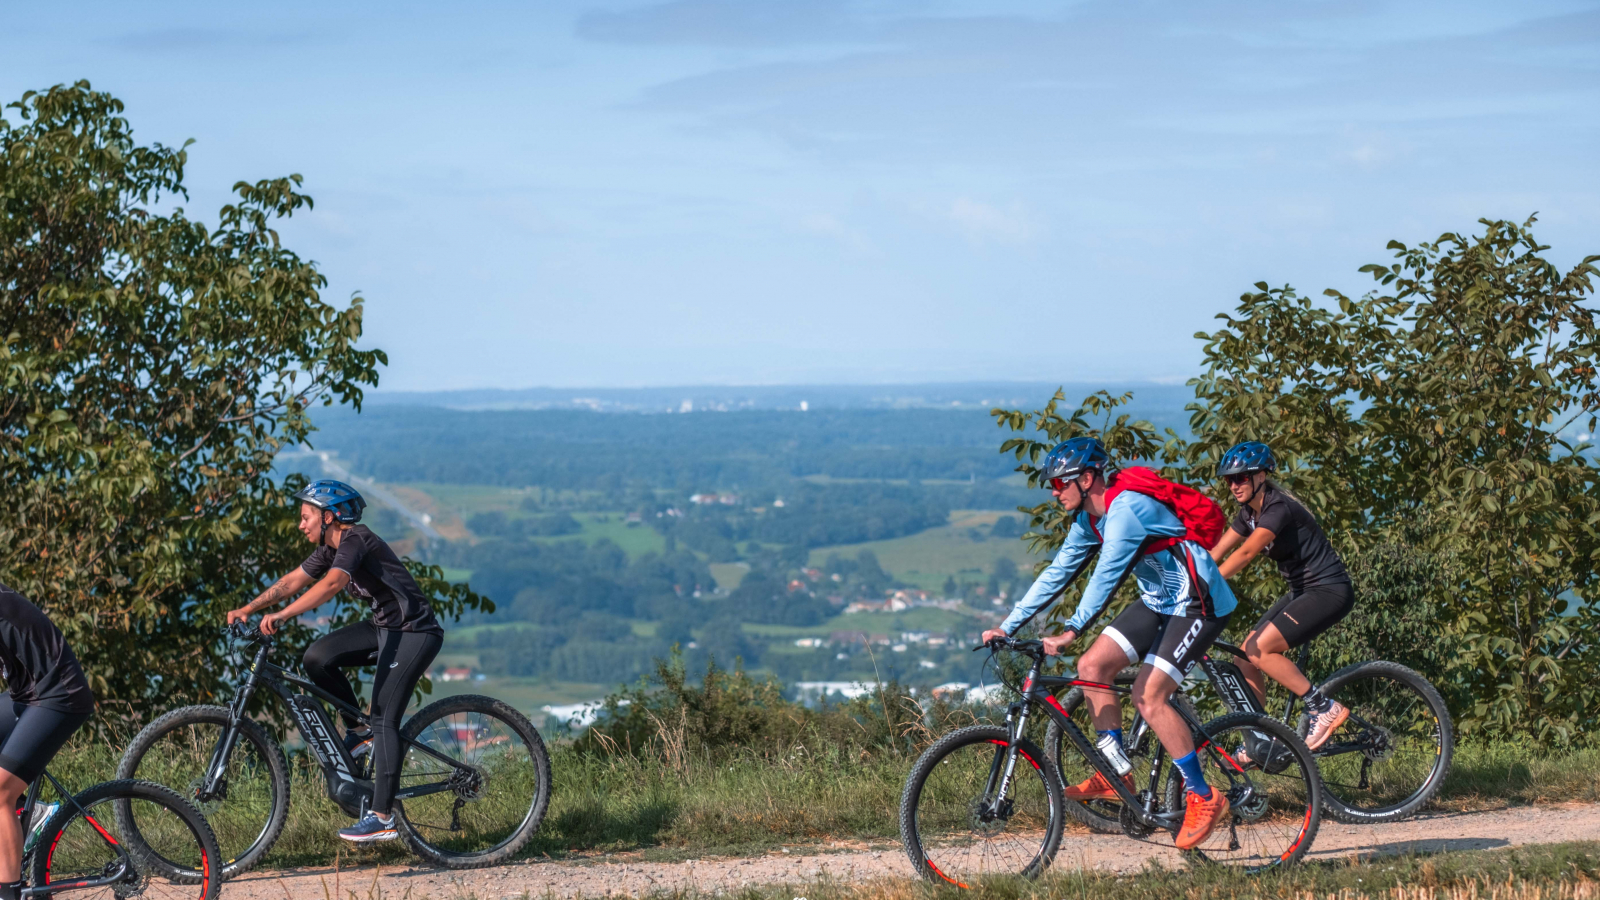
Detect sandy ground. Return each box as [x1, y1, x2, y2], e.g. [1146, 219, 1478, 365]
[220, 803, 1600, 899]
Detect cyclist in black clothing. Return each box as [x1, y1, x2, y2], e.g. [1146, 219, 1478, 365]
[0, 585, 94, 900]
[228, 479, 443, 843]
[1209, 442, 1354, 752]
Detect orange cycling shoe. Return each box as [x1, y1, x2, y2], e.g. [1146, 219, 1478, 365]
[1064, 771, 1134, 801]
[1175, 788, 1231, 850]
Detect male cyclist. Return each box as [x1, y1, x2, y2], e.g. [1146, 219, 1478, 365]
[228, 479, 443, 843]
[981, 437, 1238, 850]
[0, 586, 95, 900]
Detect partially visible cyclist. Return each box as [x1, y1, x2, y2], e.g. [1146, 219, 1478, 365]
[981, 437, 1238, 850]
[0, 585, 95, 900]
[1209, 441, 1354, 753]
[227, 479, 444, 844]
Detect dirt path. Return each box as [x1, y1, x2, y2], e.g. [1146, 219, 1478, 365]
[221, 803, 1600, 899]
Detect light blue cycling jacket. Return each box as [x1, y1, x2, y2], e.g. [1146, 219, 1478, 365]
[999, 490, 1237, 636]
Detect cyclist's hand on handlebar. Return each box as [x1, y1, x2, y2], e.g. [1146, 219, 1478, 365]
[1041, 631, 1078, 656]
[979, 628, 1008, 647]
[259, 612, 285, 635]
[226, 607, 253, 626]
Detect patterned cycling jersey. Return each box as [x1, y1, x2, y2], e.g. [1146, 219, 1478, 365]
[999, 490, 1238, 636]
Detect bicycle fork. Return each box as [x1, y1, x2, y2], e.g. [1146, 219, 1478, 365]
[982, 662, 1042, 821]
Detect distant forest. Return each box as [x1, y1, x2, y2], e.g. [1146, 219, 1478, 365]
[308, 399, 1191, 492]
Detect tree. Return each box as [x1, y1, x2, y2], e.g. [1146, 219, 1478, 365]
[1188, 217, 1600, 741]
[0, 82, 488, 723]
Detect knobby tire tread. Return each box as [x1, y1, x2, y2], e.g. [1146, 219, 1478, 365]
[1316, 660, 1454, 824]
[116, 704, 291, 879]
[395, 694, 552, 869]
[899, 724, 1065, 883]
[32, 778, 223, 899]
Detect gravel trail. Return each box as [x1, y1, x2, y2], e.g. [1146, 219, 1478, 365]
[220, 802, 1600, 899]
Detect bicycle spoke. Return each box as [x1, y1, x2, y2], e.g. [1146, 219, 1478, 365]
[910, 734, 1056, 884]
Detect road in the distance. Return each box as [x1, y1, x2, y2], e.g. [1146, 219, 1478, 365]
[222, 802, 1600, 899]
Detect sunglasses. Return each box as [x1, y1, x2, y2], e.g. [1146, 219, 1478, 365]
[1050, 477, 1077, 492]
[1224, 474, 1254, 486]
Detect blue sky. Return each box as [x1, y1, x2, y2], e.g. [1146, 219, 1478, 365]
[6, 1, 1599, 390]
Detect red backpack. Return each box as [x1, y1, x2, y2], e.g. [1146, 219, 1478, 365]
[1101, 466, 1227, 554]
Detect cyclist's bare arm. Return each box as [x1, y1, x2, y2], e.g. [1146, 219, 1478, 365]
[260, 570, 351, 634]
[228, 568, 316, 624]
[1218, 527, 1276, 579]
[1209, 528, 1243, 562]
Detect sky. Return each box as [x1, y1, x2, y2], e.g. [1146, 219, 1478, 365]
[5, 1, 1599, 391]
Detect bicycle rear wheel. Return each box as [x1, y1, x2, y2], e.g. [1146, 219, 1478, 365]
[32, 779, 221, 899]
[1163, 712, 1322, 872]
[1312, 661, 1453, 824]
[900, 725, 1064, 886]
[394, 694, 551, 869]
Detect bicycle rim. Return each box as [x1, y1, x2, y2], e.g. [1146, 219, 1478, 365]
[1166, 713, 1321, 872]
[40, 784, 219, 899]
[119, 709, 284, 875]
[1317, 667, 1450, 820]
[398, 701, 548, 863]
[905, 728, 1061, 885]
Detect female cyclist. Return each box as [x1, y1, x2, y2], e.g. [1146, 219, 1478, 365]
[1209, 442, 1353, 751]
[227, 479, 444, 843]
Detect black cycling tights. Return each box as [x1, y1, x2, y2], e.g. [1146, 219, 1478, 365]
[302, 621, 442, 813]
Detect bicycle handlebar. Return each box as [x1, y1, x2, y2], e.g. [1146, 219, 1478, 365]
[972, 636, 1046, 659]
[229, 621, 273, 645]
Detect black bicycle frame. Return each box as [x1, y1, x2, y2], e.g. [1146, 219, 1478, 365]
[996, 651, 1254, 833]
[1201, 640, 1375, 763]
[199, 638, 470, 818]
[17, 770, 137, 898]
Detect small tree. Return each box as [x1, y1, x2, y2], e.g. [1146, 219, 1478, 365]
[0, 82, 487, 723]
[1190, 217, 1600, 741]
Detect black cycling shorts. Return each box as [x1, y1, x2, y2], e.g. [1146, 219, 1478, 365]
[0, 702, 90, 784]
[1102, 603, 1231, 686]
[1252, 581, 1355, 648]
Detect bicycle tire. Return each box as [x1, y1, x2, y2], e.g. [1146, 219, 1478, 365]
[32, 778, 222, 899]
[900, 725, 1064, 886]
[394, 694, 551, 869]
[1162, 711, 1322, 872]
[1312, 660, 1453, 824]
[116, 704, 291, 879]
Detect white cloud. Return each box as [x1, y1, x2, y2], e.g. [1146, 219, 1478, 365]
[938, 198, 1040, 245]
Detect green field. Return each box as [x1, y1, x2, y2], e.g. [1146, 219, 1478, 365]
[808, 508, 1047, 591]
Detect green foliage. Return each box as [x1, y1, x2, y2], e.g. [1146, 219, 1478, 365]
[0, 82, 487, 723]
[992, 219, 1600, 743]
[1191, 217, 1600, 742]
[580, 650, 985, 765]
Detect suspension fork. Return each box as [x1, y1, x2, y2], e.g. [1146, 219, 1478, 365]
[985, 660, 1041, 815]
[200, 643, 270, 798]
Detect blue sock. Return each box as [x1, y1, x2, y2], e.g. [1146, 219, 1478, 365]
[1096, 728, 1124, 750]
[1173, 751, 1211, 799]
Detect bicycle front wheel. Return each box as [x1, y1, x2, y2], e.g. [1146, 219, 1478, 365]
[395, 694, 551, 869]
[1313, 661, 1453, 824]
[900, 725, 1064, 887]
[1163, 712, 1322, 872]
[32, 779, 222, 899]
[116, 704, 290, 879]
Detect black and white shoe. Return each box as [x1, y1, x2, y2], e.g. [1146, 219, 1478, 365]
[337, 811, 397, 843]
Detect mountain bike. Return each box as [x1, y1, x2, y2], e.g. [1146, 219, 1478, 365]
[116, 623, 551, 876]
[900, 638, 1322, 887]
[1045, 638, 1452, 831]
[14, 768, 221, 898]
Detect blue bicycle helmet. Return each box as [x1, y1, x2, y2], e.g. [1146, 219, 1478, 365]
[1038, 437, 1110, 483]
[1218, 441, 1276, 478]
[291, 479, 367, 524]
